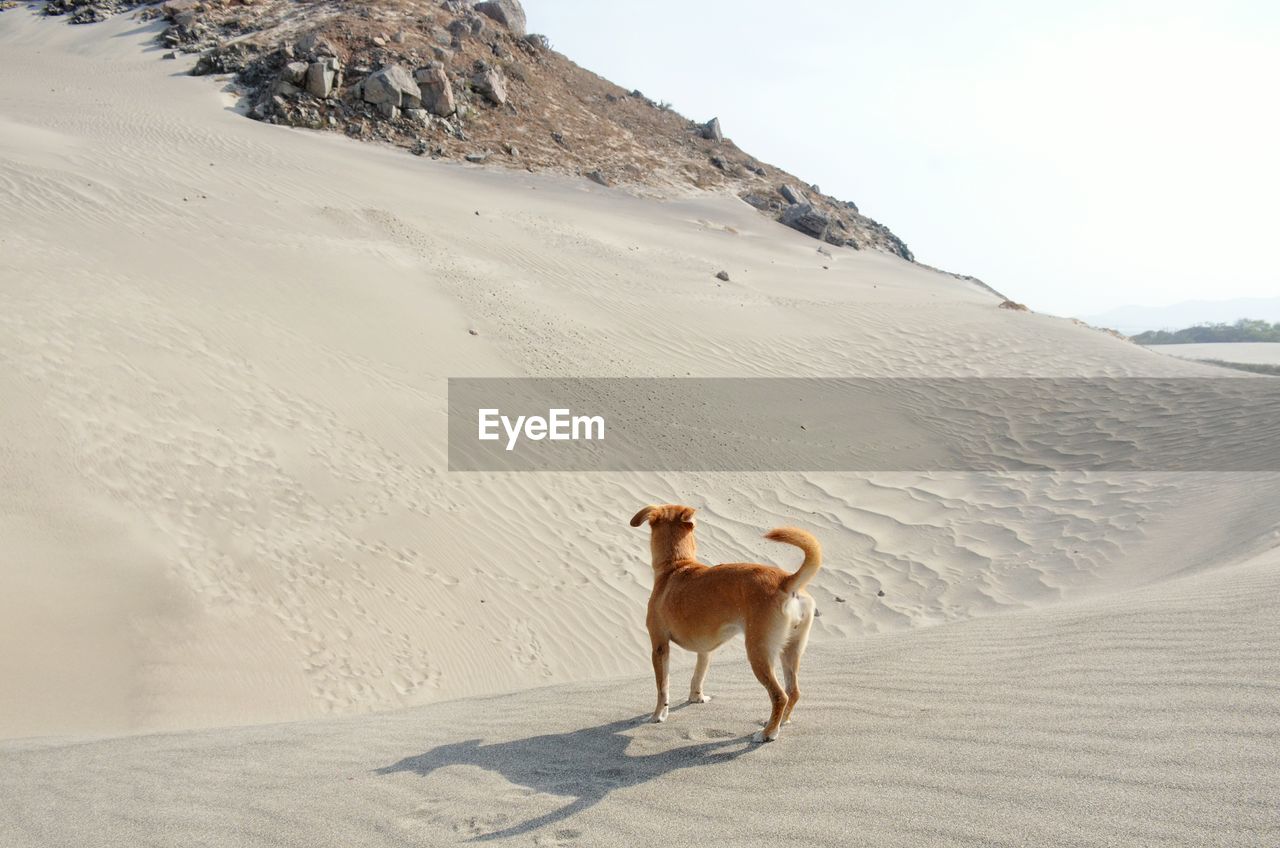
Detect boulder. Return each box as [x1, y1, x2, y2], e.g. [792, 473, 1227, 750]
[295, 32, 337, 59]
[363, 65, 421, 109]
[414, 65, 456, 116]
[701, 117, 722, 143]
[474, 0, 526, 37]
[779, 184, 807, 205]
[780, 203, 830, 240]
[282, 61, 309, 86]
[306, 59, 338, 99]
[471, 67, 507, 106]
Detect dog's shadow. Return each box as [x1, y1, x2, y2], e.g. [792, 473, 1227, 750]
[375, 712, 755, 841]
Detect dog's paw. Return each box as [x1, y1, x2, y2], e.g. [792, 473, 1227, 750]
[751, 729, 778, 743]
[650, 706, 669, 723]
[687, 693, 711, 704]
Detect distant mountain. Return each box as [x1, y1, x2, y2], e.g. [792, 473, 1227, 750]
[1083, 297, 1280, 336]
[1131, 319, 1280, 345]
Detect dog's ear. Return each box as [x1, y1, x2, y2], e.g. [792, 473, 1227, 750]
[629, 506, 656, 527]
[678, 506, 696, 524]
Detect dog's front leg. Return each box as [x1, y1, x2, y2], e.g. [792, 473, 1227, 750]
[650, 639, 670, 722]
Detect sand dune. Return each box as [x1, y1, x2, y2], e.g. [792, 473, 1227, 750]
[4, 542, 1276, 847]
[3, 10, 1280, 749]
[2, 15, 1279, 847]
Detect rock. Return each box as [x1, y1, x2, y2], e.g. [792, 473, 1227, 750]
[465, 151, 490, 163]
[377, 102, 399, 120]
[282, 61, 309, 85]
[403, 107, 429, 125]
[585, 170, 609, 187]
[701, 117, 722, 142]
[998, 300, 1030, 311]
[363, 65, 420, 109]
[715, 270, 730, 282]
[779, 184, 807, 205]
[474, 0, 527, 37]
[273, 79, 301, 97]
[780, 203, 830, 240]
[371, 35, 386, 48]
[414, 65, 455, 116]
[504, 143, 519, 157]
[741, 193, 778, 212]
[471, 67, 507, 106]
[306, 59, 338, 99]
[295, 32, 337, 59]
[835, 596, 846, 603]
[162, 51, 177, 60]
[393, 31, 407, 44]
[468, 328, 479, 336]
[160, 0, 198, 18]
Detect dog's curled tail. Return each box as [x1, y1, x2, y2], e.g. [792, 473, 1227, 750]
[767, 527, 822, 593]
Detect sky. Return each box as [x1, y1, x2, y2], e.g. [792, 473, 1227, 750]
[523, 0, 1280, 319]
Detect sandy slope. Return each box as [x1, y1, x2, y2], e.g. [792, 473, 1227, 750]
[1, 3, 1278, 780]
[4, 543, 1277, 847]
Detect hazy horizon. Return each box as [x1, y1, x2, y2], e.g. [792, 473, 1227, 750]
[525, 0, 1280, 320]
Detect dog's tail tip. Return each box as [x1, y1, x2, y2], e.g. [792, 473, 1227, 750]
[767, 527, 823, 593]
[765, 527, 818, 549]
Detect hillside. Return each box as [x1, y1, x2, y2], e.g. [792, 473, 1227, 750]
[31, 0, 917, 259]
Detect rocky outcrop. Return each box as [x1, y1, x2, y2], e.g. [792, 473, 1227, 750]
[414, 65, 456, 116]
[306, 58, 340, 99]
[26, 0, 923, 264]
[474, 0, 526, 37]
[780, 184, 808, 205]
[362, 65, 420, 118]
[471, 65, 507, 106]
[780, 203, 831, 240]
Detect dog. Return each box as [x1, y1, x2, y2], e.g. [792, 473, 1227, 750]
[630, 504, 821, 742]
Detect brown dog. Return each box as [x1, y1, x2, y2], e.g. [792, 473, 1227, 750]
[630, 504, 821, 742]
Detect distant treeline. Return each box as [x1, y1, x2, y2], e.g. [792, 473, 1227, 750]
[1134, 319, 1280, 344]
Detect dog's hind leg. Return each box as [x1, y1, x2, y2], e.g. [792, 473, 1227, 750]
[746, 630, 788, 742]
[780, 600, 815, 725]
[650, 639, 671, 723]
[688, 652, 712, 703]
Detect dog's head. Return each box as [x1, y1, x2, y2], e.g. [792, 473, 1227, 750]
[629, 504, 697, 528]
[630, 504, 698, 563]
